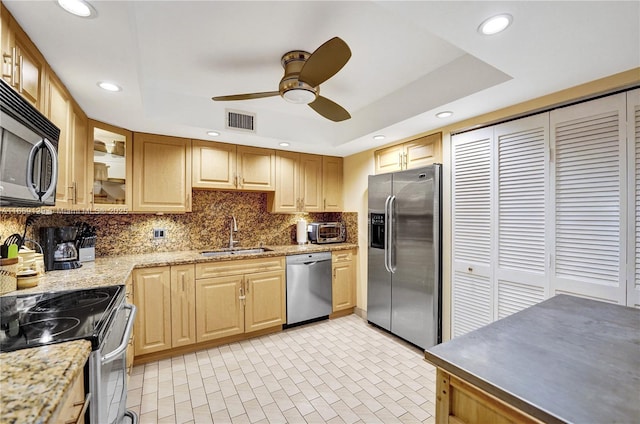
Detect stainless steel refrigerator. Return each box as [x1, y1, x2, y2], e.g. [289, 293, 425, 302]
[367, 164, 442, 349]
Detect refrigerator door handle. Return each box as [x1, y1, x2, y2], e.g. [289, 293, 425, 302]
[388, 195, 397, 274]
[384, 195, 392, 273]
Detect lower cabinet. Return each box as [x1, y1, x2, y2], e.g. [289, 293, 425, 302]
[133, 264, 195, 356]
[195, 257, 286, 342]
[133, 258, 285, 358]
[332, 249, 356, 312]
[51, 367, 87, 424]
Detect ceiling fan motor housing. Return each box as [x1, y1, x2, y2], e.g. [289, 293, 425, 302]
[279, 50, 318, 104]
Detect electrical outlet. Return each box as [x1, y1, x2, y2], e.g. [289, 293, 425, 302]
[153, 228, 166, 239]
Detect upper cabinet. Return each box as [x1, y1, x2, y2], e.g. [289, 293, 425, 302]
[269, 152, 344, 213]
[45, 72, 89, 209]
[132, 133, 192, 213]
[322, 156, 343, 212]
[1, 4, 45, 109]
[90, 120, 133, 210]
[375, 132, 442, 174]
[192, 141, 275, 191]
[270, 151, 322, 213]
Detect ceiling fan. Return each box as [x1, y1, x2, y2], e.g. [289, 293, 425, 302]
[212, 37, 351, 122]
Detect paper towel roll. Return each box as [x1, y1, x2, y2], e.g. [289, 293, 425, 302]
[296, 219, 308, 245]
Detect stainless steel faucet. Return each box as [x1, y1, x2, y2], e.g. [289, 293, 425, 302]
[229, 215, 239, 249]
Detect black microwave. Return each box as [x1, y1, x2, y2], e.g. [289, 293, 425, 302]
[0, 79, 59, 207]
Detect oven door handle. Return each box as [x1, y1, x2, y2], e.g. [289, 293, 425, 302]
[101, 304, 137, 365]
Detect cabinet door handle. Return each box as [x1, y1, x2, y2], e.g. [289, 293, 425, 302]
[181, 273, 185, 292]
[17, 54, 23, 93]
[323, 199, 326, 210]
[2, 50, 13, 83]
[234, 175, 238, 188]
[72, 182, 77, 204]
[11, 47, 18, 88]
[403, 153, 408, 169]
[245, 278, 249, 293]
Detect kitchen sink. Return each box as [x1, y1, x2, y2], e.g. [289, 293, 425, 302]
[201, 247, 272, 257]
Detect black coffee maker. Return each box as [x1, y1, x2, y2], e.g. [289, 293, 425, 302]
[40, 227, 82, 271]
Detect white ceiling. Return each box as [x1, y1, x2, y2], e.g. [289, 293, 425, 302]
[4, 1, 639, 157]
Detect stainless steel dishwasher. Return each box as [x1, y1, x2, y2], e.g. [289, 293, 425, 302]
[286, 252, 332, 326]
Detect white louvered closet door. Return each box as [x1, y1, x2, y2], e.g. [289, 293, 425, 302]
[628, 88, 640, 308]
[493, 115, 549, 319]
[549, 93, 627, 304]
[451, 127, 493, 337]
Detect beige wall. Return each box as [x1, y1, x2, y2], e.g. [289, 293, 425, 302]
[343, 150, 375, 312]
[342, 68, 640, 340]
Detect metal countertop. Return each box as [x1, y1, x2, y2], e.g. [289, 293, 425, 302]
[425, 294, 640, 424]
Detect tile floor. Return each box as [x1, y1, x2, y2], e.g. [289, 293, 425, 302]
[126, 315, 437, 423]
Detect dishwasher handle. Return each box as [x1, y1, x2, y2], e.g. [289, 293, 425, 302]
[302, 258, 331, 266]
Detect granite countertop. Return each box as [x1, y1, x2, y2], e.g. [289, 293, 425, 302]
[0, 243, 357, 422]
[424, 294, 640, 424]
[8, 242, 358, 295]
[0, 340, 91, 424]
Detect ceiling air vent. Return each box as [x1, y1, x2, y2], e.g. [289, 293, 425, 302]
[226, 109, 256, 132]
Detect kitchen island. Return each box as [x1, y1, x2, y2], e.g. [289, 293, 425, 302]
[424, 294, 640, 424]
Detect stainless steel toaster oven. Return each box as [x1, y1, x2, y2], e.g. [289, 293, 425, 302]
[307, 222, 346, 244]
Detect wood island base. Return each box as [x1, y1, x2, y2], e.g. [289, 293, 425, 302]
[435, 369, 542, 424]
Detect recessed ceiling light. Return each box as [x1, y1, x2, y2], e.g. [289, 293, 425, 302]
[279, 142, 290, 147]
[373, 135, 385, 141]
[57, 0, 96, 18]
[478, 14, 513, 35]
[436, 111, 454, 119]
[97, 81, 121, 92]
[206, 131, 220, 137]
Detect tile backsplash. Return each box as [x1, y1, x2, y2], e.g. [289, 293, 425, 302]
[0, 190, 357, 257]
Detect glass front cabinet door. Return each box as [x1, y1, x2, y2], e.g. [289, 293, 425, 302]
[89, 120, 132, 210]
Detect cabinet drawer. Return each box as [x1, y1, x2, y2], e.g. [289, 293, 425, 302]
[332, 250, 353, 263]
[196, 256, 284, 279]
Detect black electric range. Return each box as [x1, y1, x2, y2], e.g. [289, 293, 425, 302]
[0, 285, 125, 353]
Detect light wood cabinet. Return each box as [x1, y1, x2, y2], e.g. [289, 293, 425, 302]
[332, 250, 356, 312]
[133, 267, 172, 355]
[195, 257, 286, 342]
[322, 156, 343, 211]
[192, 140, 275, 191]
[125, 275, 134, 379]
[1, 5, 46, 109]
[134, 265, 196, 355]
[132, 133, 192, 213]
[270, 151, 323, 212]
[51, 368, 88, 424]
[90, 120, 133, 210]
[435, 369, 542, 424]
[196, 274, 244, 341]
[45, 73, 89, 209]
[170, 264, 197, 347]
[375, 132, 442, 174]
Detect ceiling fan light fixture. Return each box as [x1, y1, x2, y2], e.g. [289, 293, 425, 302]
[57, 0, 96, 18]
[478, 14, 513, 35]
[282, 88, 316, 105]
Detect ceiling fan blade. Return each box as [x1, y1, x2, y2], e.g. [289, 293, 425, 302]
[212, 91, 280, 101]
[298, 37, 351, 87]
[309, 96, 351, 122]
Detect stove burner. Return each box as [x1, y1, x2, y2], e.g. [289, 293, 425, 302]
[29, 290, 110, 313]
[21, 317, 81, 342]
